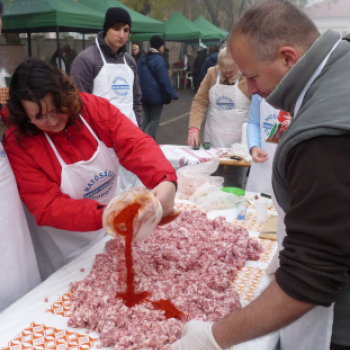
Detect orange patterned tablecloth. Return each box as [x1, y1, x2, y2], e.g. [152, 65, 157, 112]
[0, 202, 278, 350]
[1, 322, 98, 350]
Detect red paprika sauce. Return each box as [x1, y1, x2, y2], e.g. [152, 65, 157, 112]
[113, 203, 183, 320]
[158, 210, 181, 226]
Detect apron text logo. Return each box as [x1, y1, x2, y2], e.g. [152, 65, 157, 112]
[83, 171, 116, 200]
[112, 76, 130, 97]
[216, 96, 235, 111]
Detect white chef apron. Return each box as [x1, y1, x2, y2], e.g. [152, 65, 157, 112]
[26, 116, 120, 280]
[93, 37, 143, 193]
[0, 142, 41, 311]
[272, 39, 341, 350]
[246, 100, 279, 194]
[204, 73, 251, 148]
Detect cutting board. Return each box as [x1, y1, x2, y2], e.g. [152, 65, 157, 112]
[259, 215, 278, 240]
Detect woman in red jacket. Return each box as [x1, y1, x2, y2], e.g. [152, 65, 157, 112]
[4, 58, 177, 279]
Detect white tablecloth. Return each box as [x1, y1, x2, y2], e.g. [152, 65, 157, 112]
[160, 145, 231, 169]
[0, 204, 279, 350]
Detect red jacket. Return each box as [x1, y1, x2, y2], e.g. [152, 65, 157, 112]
[3, 93, 177, 232]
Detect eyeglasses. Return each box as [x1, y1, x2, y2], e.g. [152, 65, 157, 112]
[29, 110, 58, 124]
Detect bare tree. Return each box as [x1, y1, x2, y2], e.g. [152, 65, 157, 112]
[4, 33, 21, 45]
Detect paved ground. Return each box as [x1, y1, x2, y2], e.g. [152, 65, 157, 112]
[155, 87, 203, 145]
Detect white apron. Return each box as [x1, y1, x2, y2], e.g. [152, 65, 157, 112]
[93, 37, 143, 193]
[26, 117, 120, 280]
[204, 73, 251, 148]
[272, 39, 341, 350]
[246, 100, 279, 194]
[0, 142, 41, 311]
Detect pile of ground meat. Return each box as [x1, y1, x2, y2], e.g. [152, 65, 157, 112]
[68, 210, 263, 350]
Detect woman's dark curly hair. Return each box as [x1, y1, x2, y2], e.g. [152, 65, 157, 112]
[7, 58, 83, 144]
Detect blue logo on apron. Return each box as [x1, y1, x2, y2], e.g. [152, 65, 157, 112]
[263, 113, 277, 136]
[0, 150, 6, 158]
[112, 76, 130, 97]
[83, 170, 116, 201]
[216, 96, 235, 111]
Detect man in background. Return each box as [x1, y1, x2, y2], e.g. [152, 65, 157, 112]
[62, 44, 77, 74]
[71, 7, 143, 192]
[192, 43, 208, 91]
[137, 35, 178, 140]
[132, 44, 142, 62]
[50, 48, 67, 72]
[198, 44, 219, 85]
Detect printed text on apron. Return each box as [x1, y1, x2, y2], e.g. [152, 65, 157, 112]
[26, 117, 120, 280]
[93, 37, 143, 193]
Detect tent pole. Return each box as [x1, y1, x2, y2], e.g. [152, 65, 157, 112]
[27, 32, 32, 57]
[83, 33, 85, 50]
[56, 26, 62, 69]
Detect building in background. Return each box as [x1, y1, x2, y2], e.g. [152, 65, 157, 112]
[306, 0, 350, 37]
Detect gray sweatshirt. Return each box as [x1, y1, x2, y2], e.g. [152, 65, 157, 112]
[70, 32, 143, 128]
[267, 30, 350, 345]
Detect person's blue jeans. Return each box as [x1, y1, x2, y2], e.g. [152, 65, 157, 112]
[142, 104, 164, 140]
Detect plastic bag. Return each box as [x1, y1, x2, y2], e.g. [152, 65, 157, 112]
[0, 68, 10, 88]
[231, 142, 252, 162]
[190, 183, 243, 211]
[102, 187, 162, 242]
[189, 182, 219, 203]
[177, 159, 224, 198]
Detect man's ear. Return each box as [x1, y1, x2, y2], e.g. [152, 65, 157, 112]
[278, 46, 300, 69]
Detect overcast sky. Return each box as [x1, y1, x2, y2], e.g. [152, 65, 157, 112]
[307, 0, 323, 4]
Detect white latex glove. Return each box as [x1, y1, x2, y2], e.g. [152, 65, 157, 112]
[170, 320, 225, 350]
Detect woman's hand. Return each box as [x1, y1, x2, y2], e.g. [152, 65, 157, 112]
[152, 181, 176, 217]
[188, 130, 199, 147]
[251, 147, 268, 163]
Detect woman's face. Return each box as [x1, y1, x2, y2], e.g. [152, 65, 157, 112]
[222, 67, 239, 79]
[21, 93, 69, 132]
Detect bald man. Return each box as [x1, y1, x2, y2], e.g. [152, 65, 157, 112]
[171, 1, 350, 350]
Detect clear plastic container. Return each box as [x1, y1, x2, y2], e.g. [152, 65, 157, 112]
[102, 187, 163, 242]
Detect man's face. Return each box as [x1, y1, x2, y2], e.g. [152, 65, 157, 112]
[132, 47, 139, 55]
[230, 34, 290, 98]
[105, 23, 130, 53]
